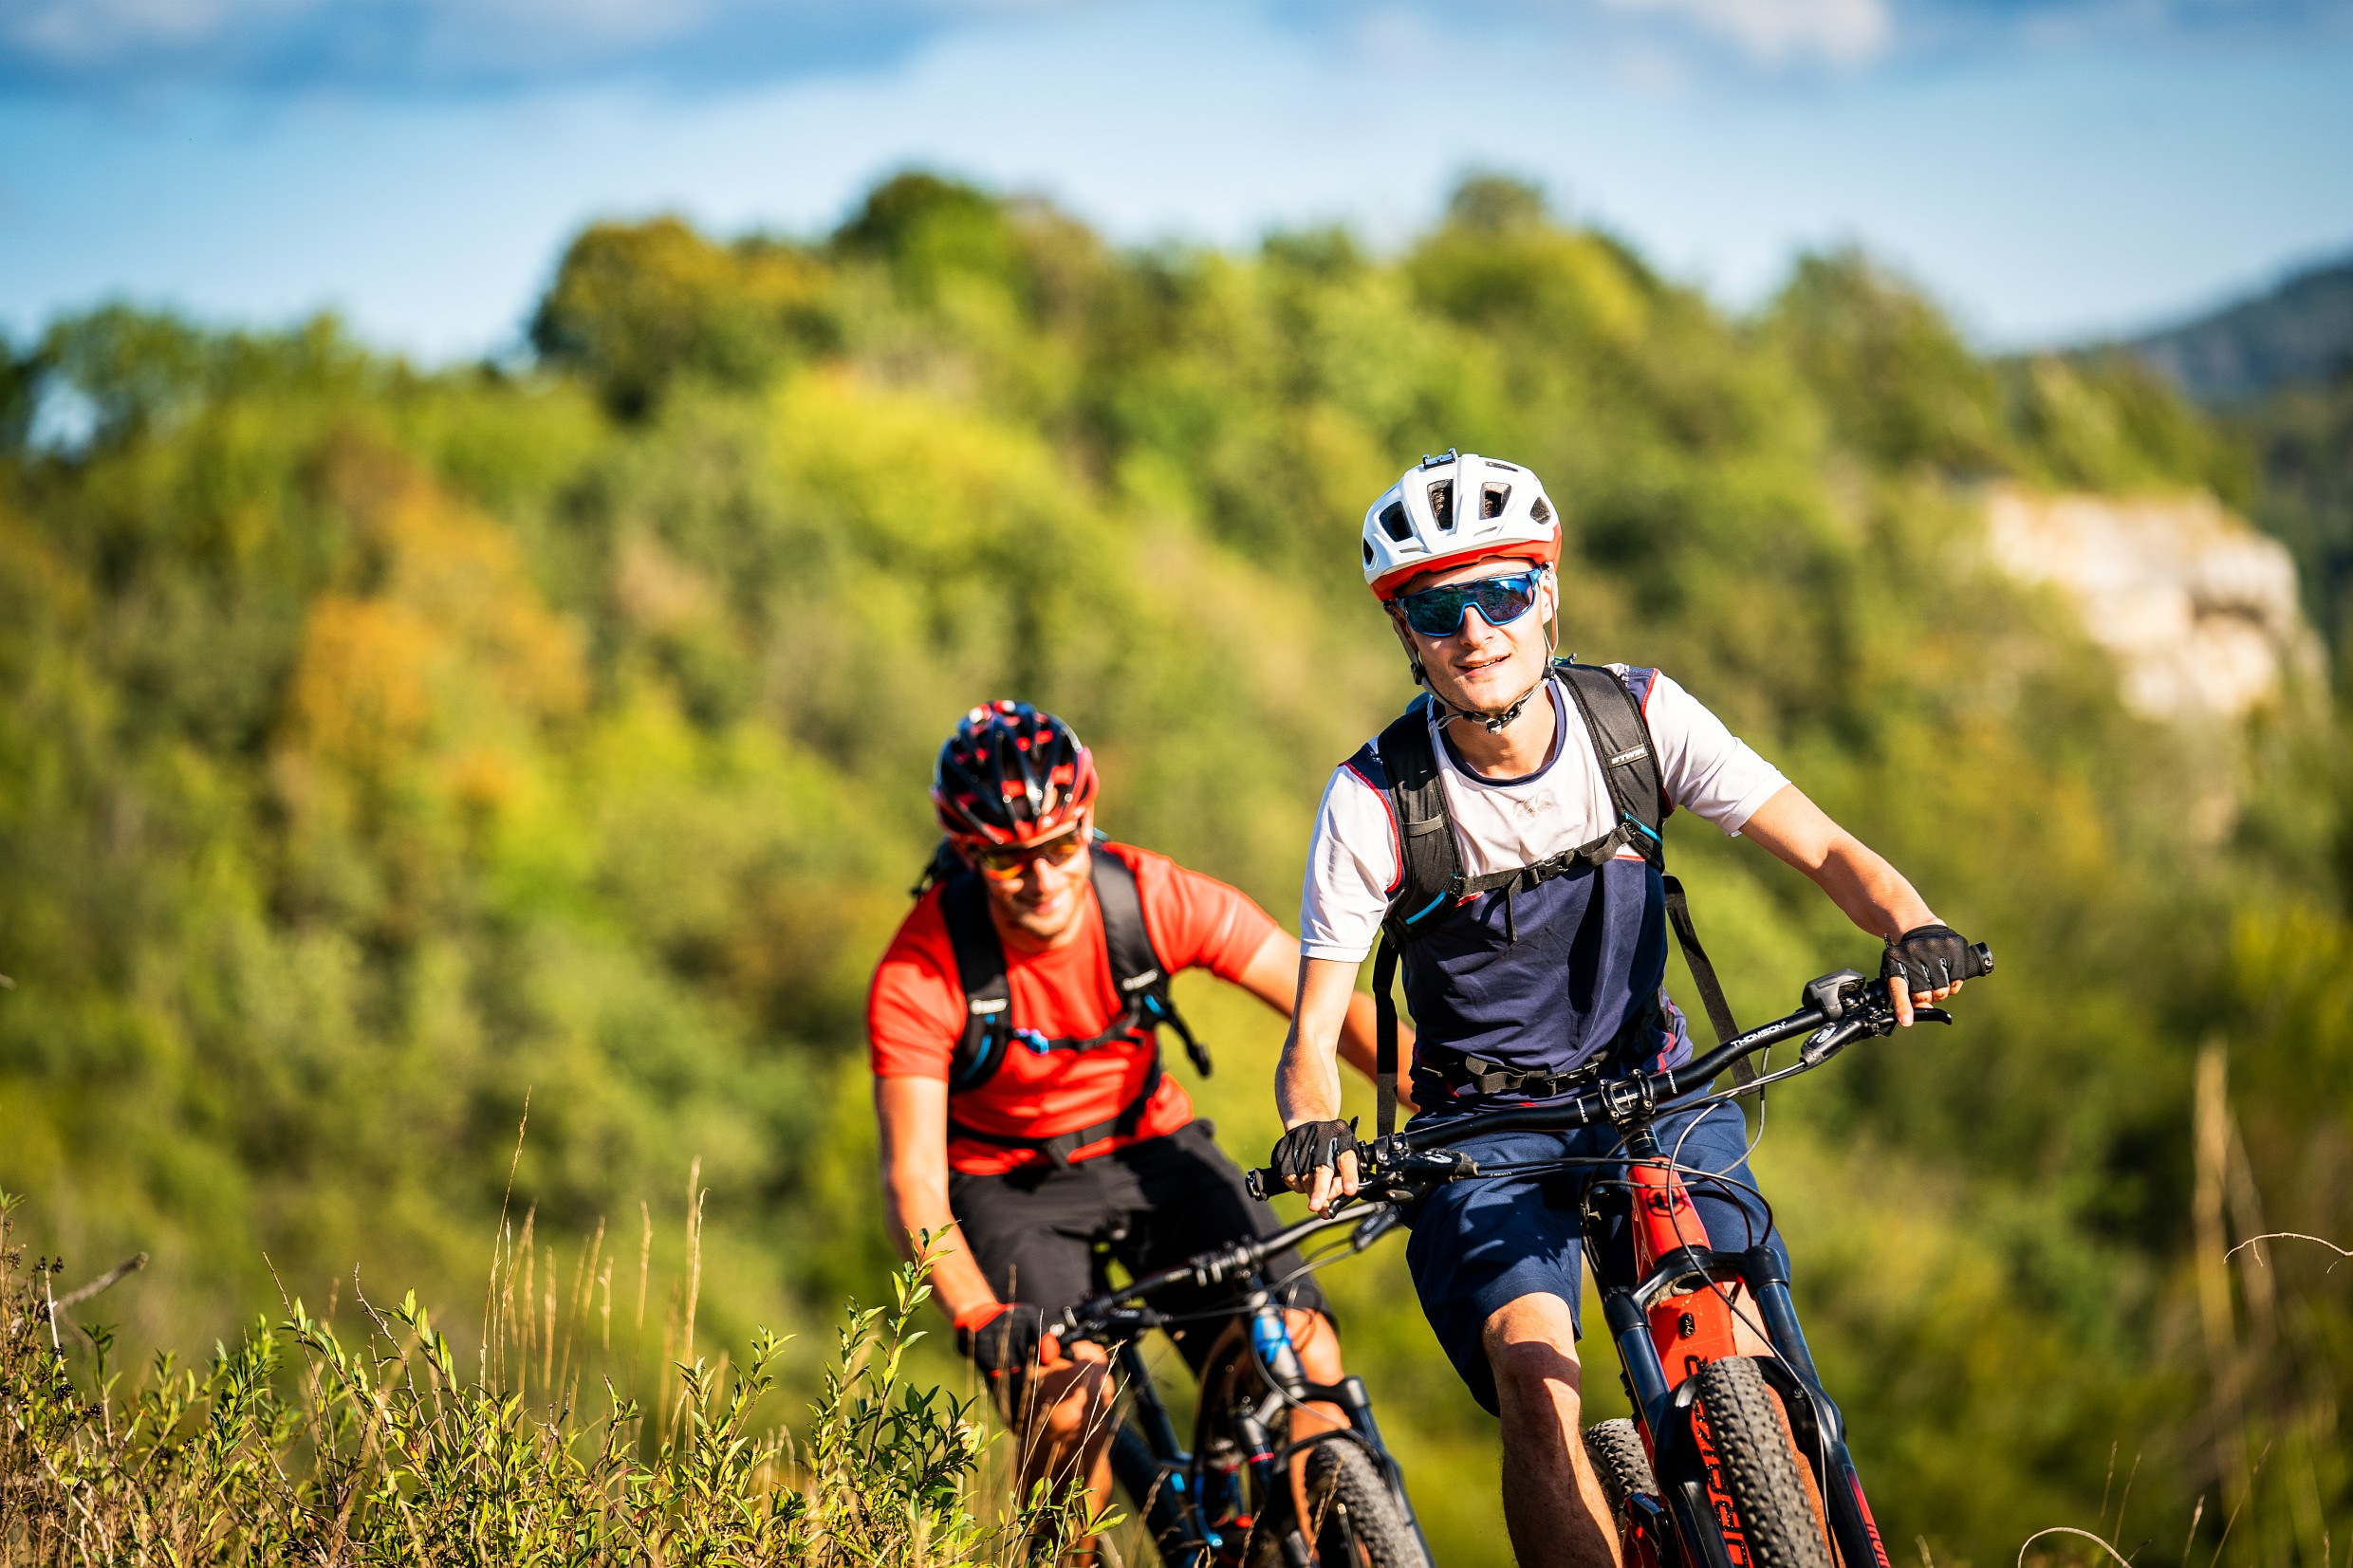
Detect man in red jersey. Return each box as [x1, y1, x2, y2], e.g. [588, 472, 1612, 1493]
[868, 701, 1399, 1527]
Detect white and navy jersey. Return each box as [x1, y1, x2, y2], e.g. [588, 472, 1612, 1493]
[1300, 669, 1788, 1090]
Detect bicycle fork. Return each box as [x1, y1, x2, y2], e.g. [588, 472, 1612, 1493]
[1241, 1290, 1437, 1568]
[1598, 1128, 1893, 1568]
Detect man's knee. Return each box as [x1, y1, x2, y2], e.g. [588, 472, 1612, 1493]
[1288, 1308, 1343, 1381]
[1482, 1293, 1584, 1415]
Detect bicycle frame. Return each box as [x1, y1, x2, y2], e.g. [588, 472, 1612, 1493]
[1067, 1211, 1434, 1568]
[1595, 1119, 1893, 1568]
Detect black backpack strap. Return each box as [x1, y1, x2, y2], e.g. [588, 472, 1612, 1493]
[909, 836, 967, 898]
[1373, 935, 1401, 1139]
[1663, 877, 1739, 1057]
[1559, 661, 1756, 1097]
[938, 872, 1014, 1092]
[1090, 847, 1211, 1077]
[1356, 700, 1456, 1141]
[1555, 661, 1666, 862]
[1363, 699, 1464, 944]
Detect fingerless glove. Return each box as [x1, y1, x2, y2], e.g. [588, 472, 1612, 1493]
[954, 1301, 1060, 1376]
[1881, 924, 1981, 992]
[1269, 1116, 1360, 1185]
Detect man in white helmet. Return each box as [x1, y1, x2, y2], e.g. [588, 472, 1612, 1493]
[1268, 452, 1976, 1565]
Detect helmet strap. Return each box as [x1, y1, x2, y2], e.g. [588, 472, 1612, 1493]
[1428, 674, 1549, 735]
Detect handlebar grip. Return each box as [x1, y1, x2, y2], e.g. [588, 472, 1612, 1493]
[1963, 942, 1994, 980]
[1245, 1167, 1285, 1202]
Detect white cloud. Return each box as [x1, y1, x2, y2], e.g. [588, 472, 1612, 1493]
[0, 0, 1095, 88]
[1590, 0, 1891, 64]
[3, 0, 312, 64]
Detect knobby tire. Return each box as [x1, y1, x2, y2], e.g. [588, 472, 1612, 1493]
[1690, 1357, 1833, 1568]
[1584, 1417, 1658, 1519]
[1304, 1442, 1427, 1568]
[1243, 1439, 1425, 1568]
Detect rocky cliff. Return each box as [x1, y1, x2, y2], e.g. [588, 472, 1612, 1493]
[1985, 487, 2320, 722]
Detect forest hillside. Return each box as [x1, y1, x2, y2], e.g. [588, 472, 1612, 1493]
[2, 173, 2347, 1565]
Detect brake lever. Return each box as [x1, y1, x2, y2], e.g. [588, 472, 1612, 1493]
[1370, 1142, 1479, 1181]
[1799, 1017, 1867, 1067]
[1350, 1206, 1403, 1251]
[1808, 1002, 1952, 1066]
[1061, 1304, 1160, 1346]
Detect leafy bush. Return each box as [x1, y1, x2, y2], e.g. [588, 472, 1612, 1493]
[1, 1194, 1103, 1565]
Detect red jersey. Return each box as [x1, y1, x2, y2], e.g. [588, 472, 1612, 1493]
[868, 842, 1278, 1174]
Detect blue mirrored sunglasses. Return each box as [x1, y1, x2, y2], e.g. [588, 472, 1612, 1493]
[1393, 569, 1545, 638]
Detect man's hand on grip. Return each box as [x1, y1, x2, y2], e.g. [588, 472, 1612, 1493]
[954, 1301, 1061, 1380]
[1881, 922, 1980, 1024]
[1271, 1116, 1361, 1213]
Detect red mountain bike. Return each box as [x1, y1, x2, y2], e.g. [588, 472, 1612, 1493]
[1250, 950, 1992, 1568]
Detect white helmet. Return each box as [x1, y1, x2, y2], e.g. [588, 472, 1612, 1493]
[1361, 450, 1560, 601]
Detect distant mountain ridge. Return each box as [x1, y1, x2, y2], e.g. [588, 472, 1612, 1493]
[2126, 253, 2353, 406]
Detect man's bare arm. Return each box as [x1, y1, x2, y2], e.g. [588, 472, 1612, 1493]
[874, 1075, 997, 1319]
[1273, 955, 1371, 1210]
[1738, 784, 1961, 1024]
[1232, 928, 1413, 1102]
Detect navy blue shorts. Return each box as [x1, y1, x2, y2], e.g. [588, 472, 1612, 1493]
[1400, 1098, 1787, 1414]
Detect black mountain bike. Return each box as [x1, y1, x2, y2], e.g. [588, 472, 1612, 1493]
[1246, 950, 1992, 1568]
[1052, 1209, 1436, 1568]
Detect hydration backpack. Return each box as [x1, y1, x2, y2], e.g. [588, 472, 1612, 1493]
[1346, 660, 1751, 1137]
[912, 837, 1211, 1166]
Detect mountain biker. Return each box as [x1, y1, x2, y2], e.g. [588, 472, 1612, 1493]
[1271, 452, 1974, 1568]
[869, 701, 1403, 1537]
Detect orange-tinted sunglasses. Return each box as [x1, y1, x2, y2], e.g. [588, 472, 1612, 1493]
[969, 827, 1090, 881]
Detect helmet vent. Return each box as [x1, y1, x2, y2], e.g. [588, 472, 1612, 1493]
[1362, 538, 1375, 564]
[1529, 496, 1553, 526]
[1427, 483, 1454, 532]
[1379, 501, 1412, 542]
[1481, 483, 1510, 520]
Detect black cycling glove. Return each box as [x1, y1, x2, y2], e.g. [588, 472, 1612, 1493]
[1270, 1117, 1360, 1186]
[1881, 924, 1981, 993]
[955, 1301, 1059, 1377]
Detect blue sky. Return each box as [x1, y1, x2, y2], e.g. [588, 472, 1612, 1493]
[2, 0, 2346, 360]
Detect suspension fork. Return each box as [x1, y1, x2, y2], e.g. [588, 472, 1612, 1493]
[1605, 1129, 1867, 1568]
[1233, 1281, 1441, 1567]
[1741, 1248, 1894, 1568]
[1235, 1284, 1306, 1445]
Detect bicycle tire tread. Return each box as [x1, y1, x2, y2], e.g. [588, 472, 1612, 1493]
[1690, 1358, 1832, 1568]
[1583, 1418, 1658, 1518]
[1305, 1442, 1428, 1568]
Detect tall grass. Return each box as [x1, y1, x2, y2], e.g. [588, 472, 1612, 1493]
[0, 1190, 1110, 1565]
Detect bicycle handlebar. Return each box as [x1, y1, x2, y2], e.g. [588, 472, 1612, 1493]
[1245, 947, 1991, 1201]
[1052, 1203, 1402, 1346]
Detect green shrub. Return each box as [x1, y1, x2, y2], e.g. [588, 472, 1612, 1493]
[1, 1195, 1106, 1565]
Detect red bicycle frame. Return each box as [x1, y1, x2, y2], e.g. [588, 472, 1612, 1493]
[1599, 1125, 1894, 1568]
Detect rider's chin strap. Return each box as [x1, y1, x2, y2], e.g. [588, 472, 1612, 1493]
[1423, 671, 1550, 735]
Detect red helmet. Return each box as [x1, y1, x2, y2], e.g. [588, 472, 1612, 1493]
[931, 701, 1099, 848]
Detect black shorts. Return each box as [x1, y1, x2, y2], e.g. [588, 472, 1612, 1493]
[948, 1120, 1332, 1373]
